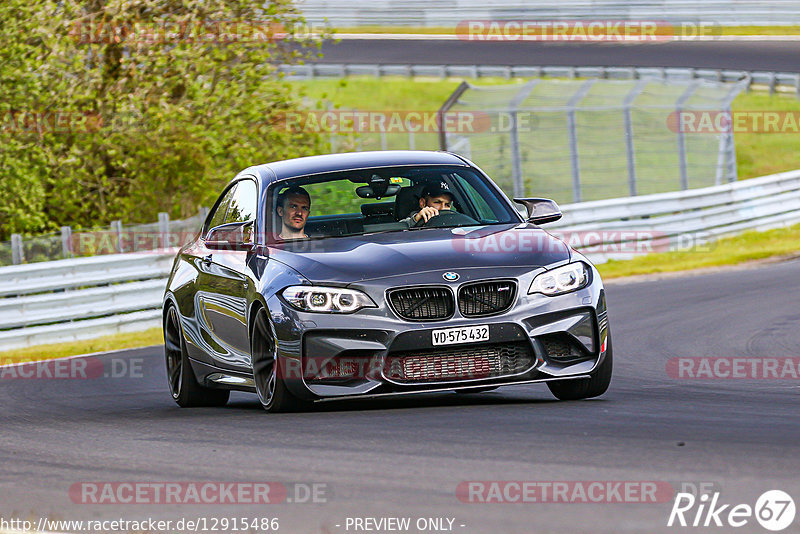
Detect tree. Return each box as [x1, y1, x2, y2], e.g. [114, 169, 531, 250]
[0, 0, 329, 240]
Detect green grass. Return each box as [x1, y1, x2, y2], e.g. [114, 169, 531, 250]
[296, 77, 464, 110]
[597, 223, 800, 279]
[0, 328, 163, 364]
[293, 76, 800, 193]
[731, 92, 800, 179]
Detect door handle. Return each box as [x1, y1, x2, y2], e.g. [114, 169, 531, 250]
[202, 254, 213, 266]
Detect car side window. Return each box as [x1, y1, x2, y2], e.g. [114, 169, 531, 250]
[206, 184, 238, 234]
[225, 179, 258, 224]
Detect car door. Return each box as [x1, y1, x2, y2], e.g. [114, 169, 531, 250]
[195, 178, 258, 370]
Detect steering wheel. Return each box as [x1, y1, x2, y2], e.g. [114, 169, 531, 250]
[422, 210, 478, 228]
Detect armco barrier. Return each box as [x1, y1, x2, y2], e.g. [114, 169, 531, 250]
[1, 170, 799, 349]
[0, 252, 174, 350]
[549, 169, 800, 263]
[279, 64, 800, 98]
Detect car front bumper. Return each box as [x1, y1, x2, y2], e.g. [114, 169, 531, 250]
[266, 263, 610, 400]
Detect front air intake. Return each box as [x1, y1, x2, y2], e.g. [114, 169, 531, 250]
[388, 286, 455, 321]
[458, 280, 517, 317]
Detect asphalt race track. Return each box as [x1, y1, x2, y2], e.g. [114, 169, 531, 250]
[315, 39, 800, 72]
[2, 259, 799, 533]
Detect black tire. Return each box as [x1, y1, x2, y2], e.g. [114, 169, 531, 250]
[251, 308, 310, 413]
[547, 333, 613, 401]
[164, 305, 230, 407]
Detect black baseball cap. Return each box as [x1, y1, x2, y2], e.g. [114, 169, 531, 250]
[421, 182, 454, 199]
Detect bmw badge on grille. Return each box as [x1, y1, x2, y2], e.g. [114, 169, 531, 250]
[443, 272, 460, 281]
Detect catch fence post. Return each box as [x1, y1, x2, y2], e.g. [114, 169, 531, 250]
[623, 80, 649, 196]
[11, 234, 23, 265]
[508, 80, 540, 199]
[566, 79, 596, 203]
[675, 81, 700, 190]
[60, 226, 73, 259]
[158, 213, 170, 251]
[111, 220, 124, 253]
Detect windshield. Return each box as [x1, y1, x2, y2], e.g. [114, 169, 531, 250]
[267, 165, 520, 241]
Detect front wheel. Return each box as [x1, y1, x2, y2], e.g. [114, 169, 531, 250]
[164, 305, 230, 407]
[547, 333, 613, 401]
[251, 308, 310, 413]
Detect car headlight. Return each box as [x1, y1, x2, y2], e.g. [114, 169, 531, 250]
[529, 262, 589, 296]
[281, 286, 377, 313]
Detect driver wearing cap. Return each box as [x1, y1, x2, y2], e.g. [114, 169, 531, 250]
[401, 182, 455, 227]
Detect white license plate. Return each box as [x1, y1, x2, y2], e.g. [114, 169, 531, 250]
[432, 325, 490, 346]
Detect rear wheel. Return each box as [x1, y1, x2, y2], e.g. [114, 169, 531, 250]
[547, 333, 613, 401]
[251, 308, 310, 413]
[164, 305, 230, 407]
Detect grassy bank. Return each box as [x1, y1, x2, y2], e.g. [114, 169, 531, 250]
[0, 328, 163, 364]
[294, 77, 800, 180]
[597, 223, 800, 279]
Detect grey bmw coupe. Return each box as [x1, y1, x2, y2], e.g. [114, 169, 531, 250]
[162, 151, 611, 412]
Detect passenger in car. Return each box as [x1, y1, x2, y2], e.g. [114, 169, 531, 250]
[400, 182, 455, 227]
[276, 186, 311, 240]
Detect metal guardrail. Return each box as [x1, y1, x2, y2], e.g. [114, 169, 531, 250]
[0, 253, 173, 350]
[1, 169, 799, 349]
[298, 0, 800, 27]
[549, 169, 800, 263]
[280, 64, 800, 97]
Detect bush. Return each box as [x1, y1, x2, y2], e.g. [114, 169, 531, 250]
[0, 0, 330, 240]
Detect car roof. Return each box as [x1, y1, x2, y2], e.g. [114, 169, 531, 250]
[242, 151, 470, 185]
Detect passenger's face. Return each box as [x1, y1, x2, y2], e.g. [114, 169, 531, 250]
[421, 194, 453, 211]
[278, 194, 310, 230]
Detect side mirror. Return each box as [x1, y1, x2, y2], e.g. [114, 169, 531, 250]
[513, 198, 562, 225]
[205, 222, 254, 251]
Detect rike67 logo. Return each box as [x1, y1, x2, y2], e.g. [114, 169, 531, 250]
[668, 490, 796, 531]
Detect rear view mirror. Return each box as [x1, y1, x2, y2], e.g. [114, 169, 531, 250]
[356, 184, 400, 199]
[205, 221, 254, 251]
[513, 198, 562, 224]
[356, 174, 401, 200]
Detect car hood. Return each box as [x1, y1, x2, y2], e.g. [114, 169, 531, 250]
[266, 224, 570, 284]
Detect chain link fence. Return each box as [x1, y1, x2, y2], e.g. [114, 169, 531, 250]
[0, 211, 208, 267]
[438, 77, 747, 204]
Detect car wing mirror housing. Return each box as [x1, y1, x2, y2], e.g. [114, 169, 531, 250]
[205, 222, 254, 251]
[513, 198, 562, 224]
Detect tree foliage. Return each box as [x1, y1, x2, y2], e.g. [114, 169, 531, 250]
[0, 0, 328, 240]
